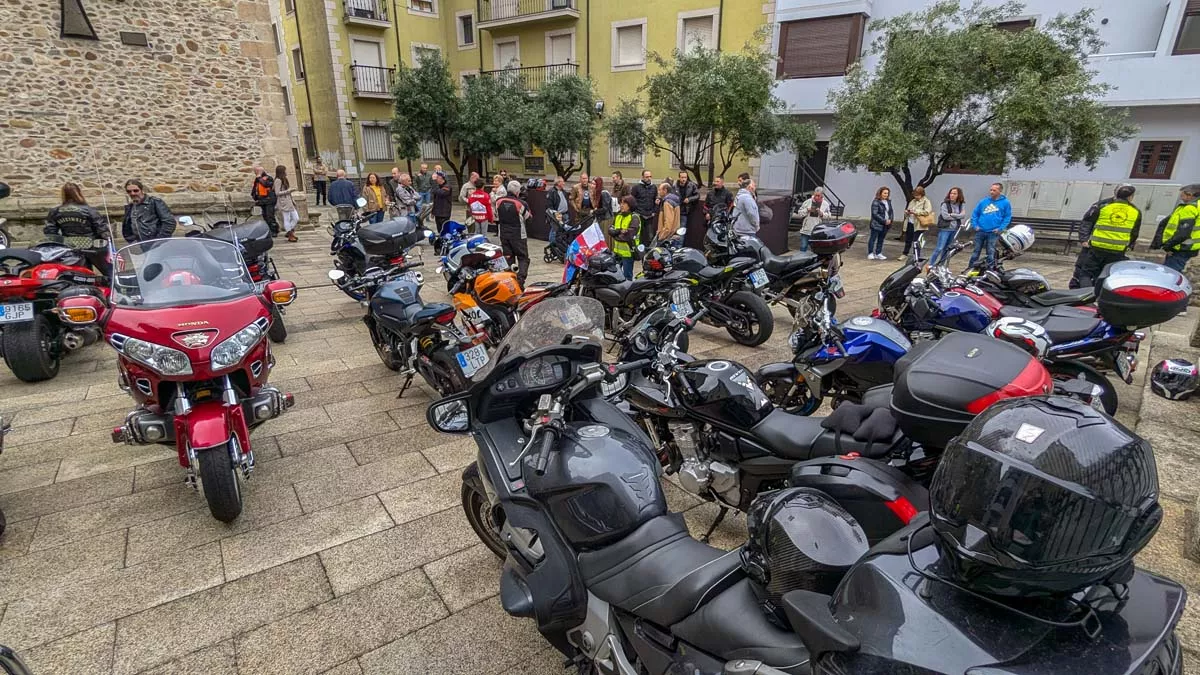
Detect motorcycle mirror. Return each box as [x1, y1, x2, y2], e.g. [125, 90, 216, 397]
[356, 197, 368, 209]
[177, 216, 194, 227]
[264, 279, 298, 306]
[426, 396, 470, 434]
[423, 229, 435, 241]
[327, 269, 347, 282]
[57, 294, 106, 326]
[637, 244, 646, 253]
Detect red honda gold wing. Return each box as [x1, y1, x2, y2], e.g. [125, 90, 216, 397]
[58, 237, 297, 522]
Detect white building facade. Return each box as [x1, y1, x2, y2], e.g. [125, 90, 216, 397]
[760, 0, 1200, 226]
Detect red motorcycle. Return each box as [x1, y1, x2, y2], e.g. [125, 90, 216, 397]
[0, 239, 110, 382]
[58, 237, 297, 522]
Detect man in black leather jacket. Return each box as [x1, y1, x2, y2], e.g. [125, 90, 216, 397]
[121, 179, 176, 243]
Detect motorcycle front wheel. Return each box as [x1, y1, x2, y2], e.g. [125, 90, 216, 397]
[462, 463, 506, 559]
[369, 324, 402, 371]
[723, 291, 774, 347]
[0, 227, 9, 249]
[758, 371, 821, 415]
[1047, 361, 1118, 415]
[198, 444, 244, 523]
[267, 305, 287, 344]
[1, 315, 61, 382]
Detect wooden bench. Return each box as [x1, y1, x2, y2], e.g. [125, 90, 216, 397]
[1011, 217, 1080, 255]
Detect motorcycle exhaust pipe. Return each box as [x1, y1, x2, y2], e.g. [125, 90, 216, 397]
[62, 327, 100, 351]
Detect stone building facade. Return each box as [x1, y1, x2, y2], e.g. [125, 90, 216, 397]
[0, 0, 295, 238]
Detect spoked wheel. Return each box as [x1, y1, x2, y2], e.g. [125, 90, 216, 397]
[2, 315, 61, 382]
[724, 291, 774, 347]
[758, 371, 821, 415]
[1047, 361, 1118, 415]
[197, 443, 244, 523]
[462, 463, 506, 558]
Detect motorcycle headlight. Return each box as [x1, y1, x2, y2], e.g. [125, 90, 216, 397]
[210, 321, 265, 370]
[121, 337, 193, 376]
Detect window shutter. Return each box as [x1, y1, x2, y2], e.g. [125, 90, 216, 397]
[617, 25, 643, 65]
[1187, 0, 1200, 12]
[777, 14, 864, 79]
[362, 125, 394, 162]
[682, 16, 714, 51]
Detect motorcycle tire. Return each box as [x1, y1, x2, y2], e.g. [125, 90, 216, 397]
[0, 506, 7, 539]
[1047, 361, 1118, 415]
[267, 305, 287, 344]
[758, 371, 821, 416]
[0, 227, 9, 249]
[462, 462, 506, 559]
[370, 324, 402, 371]
[198, 444, 243, 523]
[724, 291, 774, 347]
[2, 315, 61, 382]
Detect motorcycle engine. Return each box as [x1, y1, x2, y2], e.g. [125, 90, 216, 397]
[669, 420, 740, 505]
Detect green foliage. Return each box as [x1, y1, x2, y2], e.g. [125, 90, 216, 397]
[828, 0, 1135, 202]
[458, 75, 530, 160]
[529, 74, 599, 179]
[605, 31, 816, 186]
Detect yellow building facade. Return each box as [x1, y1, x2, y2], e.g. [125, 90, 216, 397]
[274, 0, 771, 184]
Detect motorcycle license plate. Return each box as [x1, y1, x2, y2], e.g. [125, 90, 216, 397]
[462, 306, 489, 325]
[491, 257, 510, 271]
[670, 301, 693, 318]
[1115, 352, 1134, 384]
[749, 269, 768, 289]
[828, 275, 845, 298]
[456, 343, 490, 378]
[0, 302, 34, 324]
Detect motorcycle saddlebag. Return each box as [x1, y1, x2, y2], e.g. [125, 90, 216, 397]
[359, 217, 422, 256]
[207, 218, 274, 258]
[1096, 259, 1191, 328]
[890, 332, 1051, 450]
[808, 221, 858, 255]
[789, 457, 928, 545]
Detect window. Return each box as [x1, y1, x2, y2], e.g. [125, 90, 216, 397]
[494, 37, 520, 69]
[1175, 0, 1200, 55]
[281, 86, 292, 115]
[291, 48, 305, 81]
[678, 11, 717, 52]
[546, 29, 575, 65]
[612, 19, 647, 71]
[284, 0, 295, 13]
[411, 43, 441, 66]
[609, 141, 644, 166]
[362, 124, 394, 162]
[777, 14, 866, 79]
[457, 11, 475, 48]
[1130, 141, 1180, 180]
[421, 139, 441, 160]
[460, 70, 479, 89]
[500, 148, 522, 161]
[995, 18, 1035, 32]
[409, 0, 437, 15]
[302, 125, 317, 159]
[672, 134, 712, 169]
[271, 22, 282, 55]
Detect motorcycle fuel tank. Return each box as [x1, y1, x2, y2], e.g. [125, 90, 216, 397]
[1002, 267, 1050, 295]
[370, 277, 424, 329]
[932, 291, 993, 333]
[522, 421, 666, 551]
[673, 359, 774, 427]
[839, 316, 912, 365]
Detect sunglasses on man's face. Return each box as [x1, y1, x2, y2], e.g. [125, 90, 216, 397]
[126, 189, 141, 195]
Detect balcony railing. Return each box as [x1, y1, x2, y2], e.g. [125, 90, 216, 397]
[477, 0, 578, 28]
[351, 64, 395, 97]
[480, 63, 577, 92]
[344, 0, 389, 25]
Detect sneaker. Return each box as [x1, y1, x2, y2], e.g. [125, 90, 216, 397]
[867, 253, 876, 260]
[877, 254, 888, 261]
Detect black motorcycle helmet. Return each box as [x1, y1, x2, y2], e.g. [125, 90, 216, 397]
[1150, 359, 1199, 401]
[667, 247, 708, 275]
[641, 247, 673, 277]
[929, 396, 1161, 598]
[742, 488, 869, 624]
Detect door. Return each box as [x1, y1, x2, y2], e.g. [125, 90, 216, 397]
[548, 33, 572, 65]
[496, 40, 519, 69]
[352, 39, 382, 68]
[351, 40, 385, 94]
[793, 141, 829, 195]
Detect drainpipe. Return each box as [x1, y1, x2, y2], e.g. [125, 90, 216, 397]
[707, 0, 725, 186]
[294, 0, 318, 152]
[391, 0, 411, 174]
[585, 0, 592, 175]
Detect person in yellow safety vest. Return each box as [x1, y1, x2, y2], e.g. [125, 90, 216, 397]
[611, 195, 643, 280]
[1069, 184, 1141, 289]
[1153, 184, 1200, 273]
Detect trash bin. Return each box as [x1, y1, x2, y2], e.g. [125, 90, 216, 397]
[524, 189, 549, 240]
[757, 192, 793, 254]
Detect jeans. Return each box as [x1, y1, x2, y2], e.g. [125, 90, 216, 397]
[929, 229, 956, 267]
[620, 256, 635, 280]
[314, 181, 327, 206]
[966, 230, 1000, 270]
[418, 191, 431, 210]
[867, 228, 885, 255]
[902, 221, 916, 254]
[798, 234, 810, 252]
[368, 211, 384, 224]
[1164, 251, 1196, 272]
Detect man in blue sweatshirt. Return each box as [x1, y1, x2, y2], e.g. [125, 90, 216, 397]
[966, 182, 1013, 270]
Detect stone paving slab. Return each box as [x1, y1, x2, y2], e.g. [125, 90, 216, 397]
[0, 231, 1196, 672]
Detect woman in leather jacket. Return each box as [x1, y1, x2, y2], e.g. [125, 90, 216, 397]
[44, 182, 112, 276]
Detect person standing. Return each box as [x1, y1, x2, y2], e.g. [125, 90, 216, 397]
[311, 157, 328, 206]
[966, 182, 1013, 271]
[731, 173, 760, 237]
[430, 172, 453, 230]
[928, 187, 966, 268]
[655, 182, 681, 246]
[328, 169, 358, 207]
[251, 164, 279, 236]
[631, 170, 657, 239]
[611, 196, 642, 280]
[902, 186, 934, 257]
[413, 164, 433, 210]
[460, 171, 480, 219]
[674, 171, 699, 231]
[362, 173, 387, 224]
[44, 182, 111, 275]
[796, 187, 832, 252]
[610, 171, 631, 202]
[275, 165, 300, 242]
[466, 178, 493, 235]
[1069, 184, 1141, 288]
[1154, 184, 1200, 273]
[570, 172, 593, 220]
[121, 179, 176, 243]
[705, 176, 734, 223]
[546, 176, 570, 245]
[867, 187, 893, 260]
[495, 181, 531, 285]
[392, 172, 419, 220]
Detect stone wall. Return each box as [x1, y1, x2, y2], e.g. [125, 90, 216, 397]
[0, 0, 294, 234]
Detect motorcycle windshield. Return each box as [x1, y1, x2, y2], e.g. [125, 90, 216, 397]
[112, 238, 255, 308]
[472, 297, 605, 382]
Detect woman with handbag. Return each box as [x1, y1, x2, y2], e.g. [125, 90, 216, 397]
[611, 195, 642, 280]
[903, 185, 934, 257]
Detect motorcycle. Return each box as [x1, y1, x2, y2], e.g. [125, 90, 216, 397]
[0, 238, 110, 382]
[328, 197, 429, 300]
[435, 222, 523, 347]
[942, 224, 1096, 308]
[64, 237, 299, 522]
[0, 181, 10, 249]
[570, 249, 698, 348]
[181, 210, 287, 343]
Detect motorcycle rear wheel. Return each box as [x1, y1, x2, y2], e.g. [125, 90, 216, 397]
[0, 227, 9, 248]
[198, 444, 244, 523]
[1047, 361, 1118, 415]
[724, 291, 774, 347]
[462, 463, 506, 559]
[2, 315, 61, 382]
[267, 305, 287, 344]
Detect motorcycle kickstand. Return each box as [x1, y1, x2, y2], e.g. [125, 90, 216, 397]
[699, 506, 729, 544]
[396, 372, 415, 399]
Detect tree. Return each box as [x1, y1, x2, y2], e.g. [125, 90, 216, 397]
[605, 34, 816, 186]
[528, 74, 599, 180]
[458, 75, 530, 174]
[828, 1, 1135, 204]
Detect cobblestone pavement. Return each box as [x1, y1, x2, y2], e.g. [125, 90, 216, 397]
[0, 226, 1197, 673]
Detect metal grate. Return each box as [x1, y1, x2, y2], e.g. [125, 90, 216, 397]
[608, 142, 644, 167]
[361, 124, 394, 162]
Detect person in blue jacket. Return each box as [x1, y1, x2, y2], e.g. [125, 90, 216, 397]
[965, 182, 1012, 271]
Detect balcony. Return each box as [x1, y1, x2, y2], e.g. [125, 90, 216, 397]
[477, 0, 578, 30]
[344, 0, 389, 27]
[480, 63, 577, 93]
[351, 64, 395, 98]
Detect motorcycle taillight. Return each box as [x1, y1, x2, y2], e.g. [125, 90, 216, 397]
[435, 309, 458, 324]
[390, 255, 406, 266]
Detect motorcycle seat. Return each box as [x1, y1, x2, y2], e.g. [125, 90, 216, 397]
[694, 265, 727, 282]
[998, 305, 1102, 344]
[1030, 287, 1095, 307]
[760, 249, 818, 278]
[409, 302, 454, 324]
[578, 513, 744, 628]
[670, 579, 810, 671]
[0, 248, 45, 269]
[749, 407, 899, 461]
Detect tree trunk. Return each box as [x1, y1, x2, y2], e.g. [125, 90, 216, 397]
[889, 164, 916, 206]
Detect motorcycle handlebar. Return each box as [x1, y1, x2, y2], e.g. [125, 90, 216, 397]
[533, 426, 557, 476]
